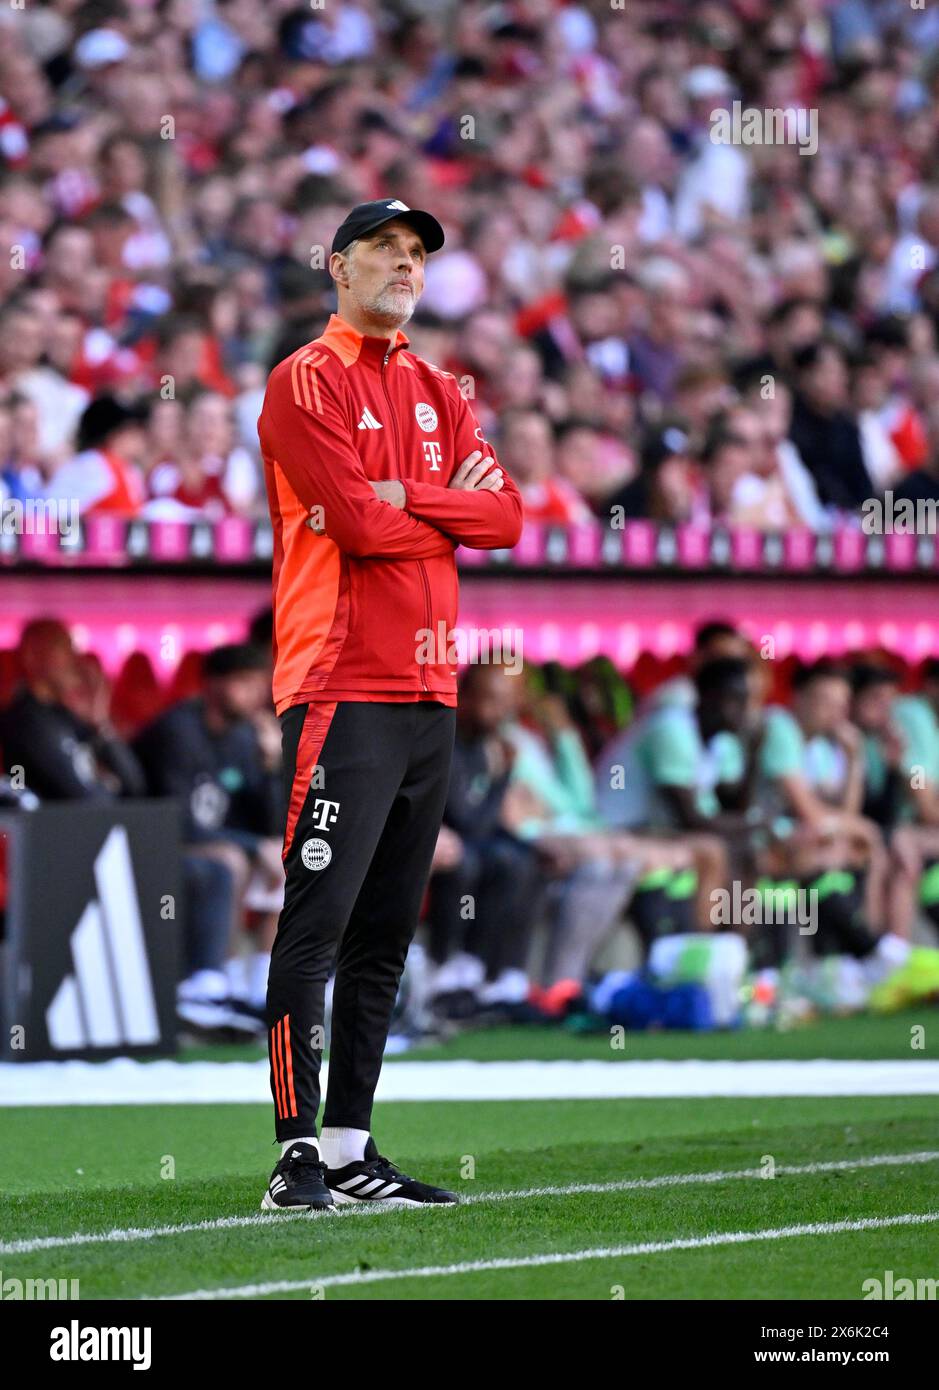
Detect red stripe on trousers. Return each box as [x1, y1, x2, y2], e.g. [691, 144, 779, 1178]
[282, 1013, 297, 1118]
[282, 701, 338, 861]
[271, 1019, 286, 1119]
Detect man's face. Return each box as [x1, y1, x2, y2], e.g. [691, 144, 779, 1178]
[47, 227, 94, 280]
[655, 452, 694, 519]
[726, 409, 764, 473]
[163, 331, 204, 384]
[47, 313, 83, 374]
[750, 385, 792, 462]
[711, 680, 749, 733]
[466, 668, 517, 734]
[854, 364, 887, 412]
[648, 285, 686, 343]
[332, 219, 427, 329]
[710, 441, 752, 504]
[22, 627, 81, 702]
[693, 633, 750, 671]
[211, 670, 268, 721]
[676, 378, 729, 427]
[557, 427, 601, 496]
[106, 139, 146, 190]
[501, 414, 553, 482]
[187, 395, 231, 456]
[464, 311, 512, 374]
[853, 682, 897, 735]
[1, 310, 43, 372]
[805, 347, 849, 412]
[12, 398, 39, 455]
[109, 422, 146, 463]
[799, 676, 851, 735]
[775, 305, 822, 359]
[43, 637, 79, 701]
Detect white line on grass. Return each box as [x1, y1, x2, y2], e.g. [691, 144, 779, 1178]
[3, 1149, 937, 1258]
[4, 1058, 939, 1105]
[165, 1211, 939, 1299]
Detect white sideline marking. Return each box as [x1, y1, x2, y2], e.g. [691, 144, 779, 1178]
[3, 1149, 937, 1258]
[166, 1211, 939, 1299]
[2, 1058, 939, 1106]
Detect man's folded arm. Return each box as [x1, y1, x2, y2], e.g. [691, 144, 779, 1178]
[402, 472, 523, 549]
[401, 379, 523, 549]
[260, 359, 454, 560]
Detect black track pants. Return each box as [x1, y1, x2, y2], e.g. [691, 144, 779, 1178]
[267, 699, 454, 1141]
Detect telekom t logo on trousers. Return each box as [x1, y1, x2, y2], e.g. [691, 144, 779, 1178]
[310, 798, 340, 831]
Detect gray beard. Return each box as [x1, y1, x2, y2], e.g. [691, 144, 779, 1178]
[357, 285, 416, 328]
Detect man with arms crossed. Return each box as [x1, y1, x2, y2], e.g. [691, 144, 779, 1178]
[257, 199, 522, 1209]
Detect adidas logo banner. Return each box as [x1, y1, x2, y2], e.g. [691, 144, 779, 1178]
[358, 408, 383, 430]
[2, 802, 180, 1061]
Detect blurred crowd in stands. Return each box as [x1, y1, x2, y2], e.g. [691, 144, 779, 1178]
[2, 614, 939, 1036]
[3, 2, 939, 529]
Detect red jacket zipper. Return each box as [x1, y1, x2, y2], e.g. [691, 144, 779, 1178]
[416, 559, 431, 692]
[382, 347, 430, 691]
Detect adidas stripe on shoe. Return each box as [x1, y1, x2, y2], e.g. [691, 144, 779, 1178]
[326, 1137, 459, 1206]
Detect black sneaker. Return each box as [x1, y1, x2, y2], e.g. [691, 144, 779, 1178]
[261, 1141, 334, 1211]
[430, 987, 480, 1022]
[177, 997, 264, 1039]
[326, 1137, 460, 1206]
[224, 997, 268, 1036]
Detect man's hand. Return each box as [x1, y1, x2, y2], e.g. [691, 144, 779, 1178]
[370, 479, 406, 508]
[431, 824, 464, 872]
[535, 692, 574, 736]
[307, 481, 406, 532]
[484, 733, 516, 780]
[833, 721, 862, 758]
[882, 722, 906, 770]
[64, 654, 112, 732]
[251, 710, 283, 772]
[448, 450, 504, 492]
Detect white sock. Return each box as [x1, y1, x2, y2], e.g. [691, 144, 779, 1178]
[875, 932, 911, 967]
[225, 956, 247, 999]
[281, 1137, 318, 1158]
[432, 952, 485, 996]
[862, 931, 912, 985]
[319, 1127, 369, 1167]
[177, 969, 228, 1003]
[478, 968, 529, 1005]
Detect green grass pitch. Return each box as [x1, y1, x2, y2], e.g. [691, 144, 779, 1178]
[2, 1069, 938, 1298]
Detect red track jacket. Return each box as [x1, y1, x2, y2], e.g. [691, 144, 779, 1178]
[259, 314, 523, 714]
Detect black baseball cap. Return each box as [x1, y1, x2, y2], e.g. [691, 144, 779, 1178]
[330, 198, 445, 256]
